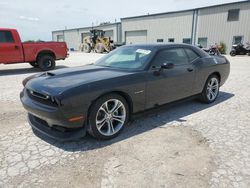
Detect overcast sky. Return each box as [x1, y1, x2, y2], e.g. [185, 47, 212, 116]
[0, 0, 244, 41]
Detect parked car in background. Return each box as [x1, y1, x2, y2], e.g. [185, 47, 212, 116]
[0, 28, 68, 71]
[20, 44, 230, 141]
[230, 43, 250, 56]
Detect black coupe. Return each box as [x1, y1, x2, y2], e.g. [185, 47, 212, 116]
[20, 44, 230, 140]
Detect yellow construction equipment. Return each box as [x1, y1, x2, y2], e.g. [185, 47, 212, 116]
[80, 29, 114, 53]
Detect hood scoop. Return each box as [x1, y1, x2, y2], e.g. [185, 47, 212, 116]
[41, 72, 55, 77]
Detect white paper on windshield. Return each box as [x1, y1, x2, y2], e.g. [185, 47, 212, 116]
[136, 49, 151, 55]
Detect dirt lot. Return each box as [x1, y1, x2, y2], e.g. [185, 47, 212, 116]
[0, 53, 249, 188]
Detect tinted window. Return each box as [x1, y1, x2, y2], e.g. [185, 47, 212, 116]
[198, 37, 208, 48]
[183, 38, 191, 44]
[228, 9, 240, 21]
[185, 48, 200, 62]
[157, 39, 164, 43]
[233, 36, 243, 44]
[152, 48, 189, 67]
[0, 31, 14, 43]
[168, 38, 174, 43]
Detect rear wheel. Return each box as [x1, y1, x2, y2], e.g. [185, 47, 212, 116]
[29, 62, 39, 68]
[199, 75, 220, 103]
[38, 55, 55, 71]
[87, 94, 129, 140]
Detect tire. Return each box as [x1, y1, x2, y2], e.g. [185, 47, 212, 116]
[29, 62, 39, 68]
[38, 55, 55, 71]
[95, 43, 105, 53]
[199, 75, 220, 104]
[230, 50, 236, 56]
[83, 43, 91, 53]
[87, 94, 130, 140]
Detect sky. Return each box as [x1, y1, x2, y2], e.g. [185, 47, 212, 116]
[0, 0, 245, 41]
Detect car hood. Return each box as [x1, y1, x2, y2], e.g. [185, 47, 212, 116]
[26, 65, 134, 96]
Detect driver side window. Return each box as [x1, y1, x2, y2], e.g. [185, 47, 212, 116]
[152, 48, 189, 67]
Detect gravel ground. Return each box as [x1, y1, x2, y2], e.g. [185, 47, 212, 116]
[0, 53, 249, 188]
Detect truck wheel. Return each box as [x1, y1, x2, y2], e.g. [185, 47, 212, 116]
[83, 43, 91, 53]
[29, 62, 39, 68]
[95, 43, 105, 53]
[38, 55, 55, 71]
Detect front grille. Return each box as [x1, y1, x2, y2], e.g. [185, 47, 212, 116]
[32, 115, 82, 133]
[27, 89, 58, 107]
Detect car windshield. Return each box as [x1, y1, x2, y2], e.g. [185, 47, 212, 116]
[94, 46, 153, 70]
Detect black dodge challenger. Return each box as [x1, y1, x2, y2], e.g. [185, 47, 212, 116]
[20, 44, 230, 140]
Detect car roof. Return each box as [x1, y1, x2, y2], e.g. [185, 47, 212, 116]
[123, 43, 209, 57]
[125, 43, 196, 49]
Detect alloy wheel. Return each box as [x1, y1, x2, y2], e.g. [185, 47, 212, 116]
[206, 77, 219, 101]
[95, 99, 126, 136]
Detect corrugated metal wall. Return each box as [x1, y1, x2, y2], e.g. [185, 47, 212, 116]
[122, 11, 194, 44]
[52, 2, 250, 54]
[198, 2, 250, 53]
[121, 1, 250, 54]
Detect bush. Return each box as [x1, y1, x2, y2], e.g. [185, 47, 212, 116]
[219, 42, 227, 54]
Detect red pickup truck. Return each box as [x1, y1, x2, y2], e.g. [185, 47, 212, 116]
[0, 28, 68, 71]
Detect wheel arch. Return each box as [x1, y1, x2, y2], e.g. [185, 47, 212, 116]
[209, 72, 221, 83]
[87, 91, 134, 121]
[36, 50, 56, 61]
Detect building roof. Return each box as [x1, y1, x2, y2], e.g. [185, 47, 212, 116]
[121, 0, 248, 20]
[52, 22, 121, 33]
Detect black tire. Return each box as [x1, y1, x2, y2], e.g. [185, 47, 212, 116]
[230, 50, 236, 56]
[199, 75, 220, 104]
[38, 55, 55, 71]
[87, 94, 130, 140]
[95, 43, 105, 53]
[29, 62, 39, 68]
[83, 43, 91, 53]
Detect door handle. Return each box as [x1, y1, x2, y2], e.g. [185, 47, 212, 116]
[14, 45, 19, 49]
[187, 68, 194, 72]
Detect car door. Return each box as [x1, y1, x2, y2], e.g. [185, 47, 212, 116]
[145, 47, 196, 108]
[0, 30, 23, 63]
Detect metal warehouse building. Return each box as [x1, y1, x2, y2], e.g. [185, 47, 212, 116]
[52, 22, 122, 51]
[52, 1, 250, 53]
[121, 1, 250, 53]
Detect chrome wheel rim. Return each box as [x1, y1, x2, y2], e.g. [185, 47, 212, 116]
[96, 99, 126, 136]
[45, 60, 52, 68]
[207, 78, 219, 101]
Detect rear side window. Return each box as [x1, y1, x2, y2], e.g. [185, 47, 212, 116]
[152, 48, 189, 67]
[185, 48, 200, 62]
[0, 31, 15, 43]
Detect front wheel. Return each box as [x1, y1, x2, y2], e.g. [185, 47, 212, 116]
[199, 75, 220, 103]
[87, 94, 129, 140]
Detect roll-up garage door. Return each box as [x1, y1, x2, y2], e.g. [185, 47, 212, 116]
[125, 30, 147, 44]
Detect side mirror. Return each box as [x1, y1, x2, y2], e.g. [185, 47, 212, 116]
[161, 62, 174, 70]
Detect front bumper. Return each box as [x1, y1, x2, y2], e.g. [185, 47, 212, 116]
[20, 89, 87, 141]
[28, 113, 86, 141]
